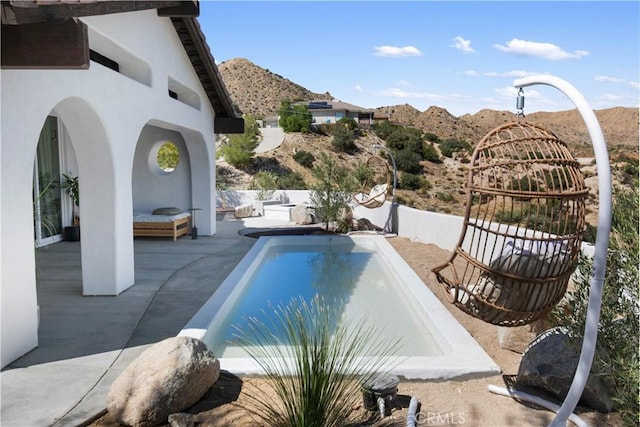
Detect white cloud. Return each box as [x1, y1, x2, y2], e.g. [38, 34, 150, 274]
[594, 75, 625, 83]
[600, 93, 626, 101]
[466, 70, 539, 78]
[451, 36, 476, 54]
[594, 75, 640, 91]
[373, 45, 423, 57]
[493, 39, 589, 60]
[376, 87, 445, 101]
[354, 84, 363, 93]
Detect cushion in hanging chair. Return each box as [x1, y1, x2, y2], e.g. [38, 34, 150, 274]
[355, 184, 387, 209]
[452, 240, 570, 317]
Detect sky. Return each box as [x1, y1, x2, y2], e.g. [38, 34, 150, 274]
[198, 1, 639, 116]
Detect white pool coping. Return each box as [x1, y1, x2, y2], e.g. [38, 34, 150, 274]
[180, 235, 500, 380]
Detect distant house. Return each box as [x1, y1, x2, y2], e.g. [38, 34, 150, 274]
[296, 100, 375, 126]
[1, 1, 242, 368]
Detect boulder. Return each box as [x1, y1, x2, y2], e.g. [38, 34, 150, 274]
[107, 336, 220, 426]
[234, 203, 253, 218]
[516, 327, 615, 412]
[292, 205, 315, 225]
[498, 319, 547, 353]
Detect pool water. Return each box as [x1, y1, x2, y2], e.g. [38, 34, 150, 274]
[181, 235, 500, 379]
[202, 242, 443, 359]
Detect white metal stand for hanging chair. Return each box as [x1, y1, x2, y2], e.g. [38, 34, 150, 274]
[372, 144, 398, 234]
[487, 75, 611, 427]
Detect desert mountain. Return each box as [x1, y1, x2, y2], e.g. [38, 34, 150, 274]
[218, 58, 333, 118]
[218, 58, 639, 154]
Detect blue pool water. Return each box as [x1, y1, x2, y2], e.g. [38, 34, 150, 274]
[202, 238, 443, 358]
[182, 235, 501, 379]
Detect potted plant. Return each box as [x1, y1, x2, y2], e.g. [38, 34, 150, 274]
[61, 172, 80, 241]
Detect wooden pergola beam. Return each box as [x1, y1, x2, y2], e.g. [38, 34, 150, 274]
[1, 18, 89, 69]
[1, 1, 198, 25]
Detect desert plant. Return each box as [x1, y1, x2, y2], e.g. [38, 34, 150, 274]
[423, 143, 441, 163]
[61, 172, 79, 226]
[310, 153, 358, 230]
[232, 294, 400, 427]
[279, 100, 312, 133]
[219, 115, 261, 169]
[293, 150, 315, 168]
[399, 172, 423, 190]
[249, 171, 278, 200]
[278, 171, 307, 190]
[438, 138, 471, 158]
[331, 123, 357, 153]
[550, 184, 639, 425]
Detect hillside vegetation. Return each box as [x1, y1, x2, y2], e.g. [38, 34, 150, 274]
[217, 58, 639, 223]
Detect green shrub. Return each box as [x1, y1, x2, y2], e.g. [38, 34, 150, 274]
[424, 132, 440, 143]
[293, 150, 315, 168]
[337, 116, 358, 131]
[248, 171, 278, 200]
[423, 143, 441, 163]
[399, 172, 423, 190]
[394, 149, 422, 174]
[278, 171, 306, 190]
[278, 100, 312, 132]
[310, 152, 358, 230]
[438, 138, 471, 158]
[219, 115, 260, 169]
[374, 120, 401, 140]
[331, 124, 357, 153]
[550, 186, 639, 426]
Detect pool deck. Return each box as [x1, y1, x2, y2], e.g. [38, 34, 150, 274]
[0, 217, 284, 427]
[0, 216, 497, 426]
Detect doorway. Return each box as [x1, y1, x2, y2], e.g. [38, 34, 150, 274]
[33, 116, 64, 247]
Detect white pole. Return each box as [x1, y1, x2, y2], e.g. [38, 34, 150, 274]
[503, 75, 612, 426]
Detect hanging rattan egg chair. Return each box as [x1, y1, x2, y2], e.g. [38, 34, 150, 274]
[353, 155, 391, 209]
[432, 121, 588, 327]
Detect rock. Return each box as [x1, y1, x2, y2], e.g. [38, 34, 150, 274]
[234, 203, 253, 218]
[292, 205, 315, 225]
[498, 320, 547, 353]
[168, 413, 195, 427]
[107, 336, 220, 426]
[516, 327, 615, 412]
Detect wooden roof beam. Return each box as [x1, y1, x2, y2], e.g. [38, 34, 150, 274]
[1, 1, 197, 25]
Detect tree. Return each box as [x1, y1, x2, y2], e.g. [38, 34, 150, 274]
[219, 115, 260, 169]
[331, 123, 357, 153]
[278, 100, 312, 132]
[157, 142, 179, 171]
[310, 152, 358, 230]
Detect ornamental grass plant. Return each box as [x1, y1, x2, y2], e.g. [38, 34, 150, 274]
[231, 295, 401, 427]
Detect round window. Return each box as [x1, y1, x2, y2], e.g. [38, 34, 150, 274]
[156, 142, 179, 173]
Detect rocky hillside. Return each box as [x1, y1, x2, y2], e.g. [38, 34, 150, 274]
[218, 58, 333, 118]
[219, 58, 638, 155]
[217, 58, 638, 223]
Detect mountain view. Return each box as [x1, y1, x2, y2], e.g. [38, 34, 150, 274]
[216, 57, 639, 220]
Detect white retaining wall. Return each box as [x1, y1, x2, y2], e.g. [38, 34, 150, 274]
[218, 190, 597, 255]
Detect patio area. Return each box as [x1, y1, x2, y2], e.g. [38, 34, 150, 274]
[0, 216, 620, 426]
[1, 219, 263, 426]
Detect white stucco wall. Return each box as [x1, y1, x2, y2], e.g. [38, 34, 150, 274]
[1, 10, 220, 367]
[133, 126, 192, 213]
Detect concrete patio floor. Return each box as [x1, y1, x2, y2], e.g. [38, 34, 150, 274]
[0, 219, 280, 427]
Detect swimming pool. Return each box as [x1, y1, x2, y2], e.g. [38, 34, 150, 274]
[180, 235, 499, 379]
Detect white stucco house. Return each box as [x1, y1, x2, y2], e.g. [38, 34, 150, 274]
[1, 1, 242, 368]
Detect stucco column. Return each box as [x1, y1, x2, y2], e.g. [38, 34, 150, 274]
[0, 110, 42, 367]
[185, 129, 216, 236]
[56, 100, 136, 296]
